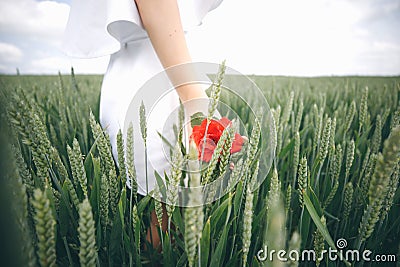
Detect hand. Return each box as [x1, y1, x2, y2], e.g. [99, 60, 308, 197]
[229, 162, 235, 170]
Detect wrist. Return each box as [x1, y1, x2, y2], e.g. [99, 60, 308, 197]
[176, 83, 208, 103]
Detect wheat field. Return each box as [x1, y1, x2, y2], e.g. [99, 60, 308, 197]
[0, 72, 399, 266]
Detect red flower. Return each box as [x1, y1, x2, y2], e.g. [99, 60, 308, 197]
[190, 117, 244, 162]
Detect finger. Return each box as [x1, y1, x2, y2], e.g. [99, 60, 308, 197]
[229, 162, 235, 170]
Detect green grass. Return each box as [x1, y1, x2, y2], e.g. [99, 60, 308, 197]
[0, 72, 399, 266]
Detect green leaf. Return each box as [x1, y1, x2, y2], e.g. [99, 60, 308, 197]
[137, 194, 152, 214]
[278, 136, 294, 158]
[308, 186, 323, 216]
[83, 154, 94, 188]
[226, 252, 241, 266]
[134, 219, 141, 259]
[109, 211, 123, 263]
[157, 131, 174, 151]
[162, 232, 173, 266]
[233, 181, 243, 218]
[225, 193, 233, 227]
[210, 196, 230, 231]
[172, 207, 185, 235]
[96, 220, 102, 253]
[304, 194, 334, 247]
[176, 252, 187, 267]
[210, 221, 231, 266]
[90, 156, 101, 221]
[190, 112, 206, 127]
[83, 145, 95, 169]
[304, 193, 351, 267]
[252, 206, 267, 233]
[300, 206, 311, 249]
[120, 188, 126, 213]
[200, 218, 211, 267]
[118, 191, 125, 229]
[154, 171, 167, 200]
[121, 229, 130, 256]
[172, 230, 186, 251]
[59, 184, 71, 237]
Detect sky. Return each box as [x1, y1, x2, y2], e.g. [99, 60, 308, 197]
[0, 0, 399, 76]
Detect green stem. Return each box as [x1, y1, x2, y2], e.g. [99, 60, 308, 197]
[62, 236, 73, 266]
[144, 143, 148, 194]
[200, 119, 211, 167]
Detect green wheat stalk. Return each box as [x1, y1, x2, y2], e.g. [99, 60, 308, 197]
[207, 60, 226, 120]
[117, 129, 127, 187]
[100, 172, 109, 234]
[343, 182, 353, 220]
[32, 188, 57, 267]
[154, 185, 164, 228]
[380, 160, 399, 223]
[218, 125, 235, 179]
[317, 117, 331, 163]
[202, 126, 230, 185]
[126, 122, 138, 203]
[359, 86, 368, 133]
[371, 114, 382, 154]
[293, 131, 300, 182]
[64, 178, 80, 209]
[139, 101, 149, 193]
[185, 141, 204, 267]
[13, 144, 34, 196]
[263, 169, 285, 267]
[313, 216, 326, 267]
[295, 98, 304, 132]
[78, 198, 98, 267]
[166, 143, 183, 214]
[344, 100, 356, 133]
[11, 149, 37, 267]
[358, 127, 400, 246]
[89, 110, 116, 174]
[391, 107, 400, 130]
[285, 184, 292, 218]
[50, 146, 68, 183]
[298, 156, 308, 209]
[345, 139, 355, 179]
[67, 138, 88, 197]
[242, 159, 260, 266]
[330, 117, 336, 153]
[242, 184, 254, 267]
[281, 91, 294, 127]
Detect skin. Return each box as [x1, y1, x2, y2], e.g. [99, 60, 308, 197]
[135, 0, 208, 102]
[134, 0, 207, 249]
[135, 0, 236, 249]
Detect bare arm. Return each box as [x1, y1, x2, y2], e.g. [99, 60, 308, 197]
[135, 0, 208, 102]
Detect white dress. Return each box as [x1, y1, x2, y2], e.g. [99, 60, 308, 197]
[62, 0, 223, 196]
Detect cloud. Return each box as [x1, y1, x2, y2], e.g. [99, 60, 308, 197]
[0, 0, 398, 75]
[0, 64, 17, 74]
[188, 0, 400, 76]
[0, 0, 72, 74]
[30, 56, 70, 73]
[0, 0, 70, 43]
[373, 41, 400, 52]
[0, 42, 23, 63]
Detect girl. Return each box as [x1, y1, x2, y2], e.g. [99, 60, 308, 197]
[63, 0, 223, 248]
